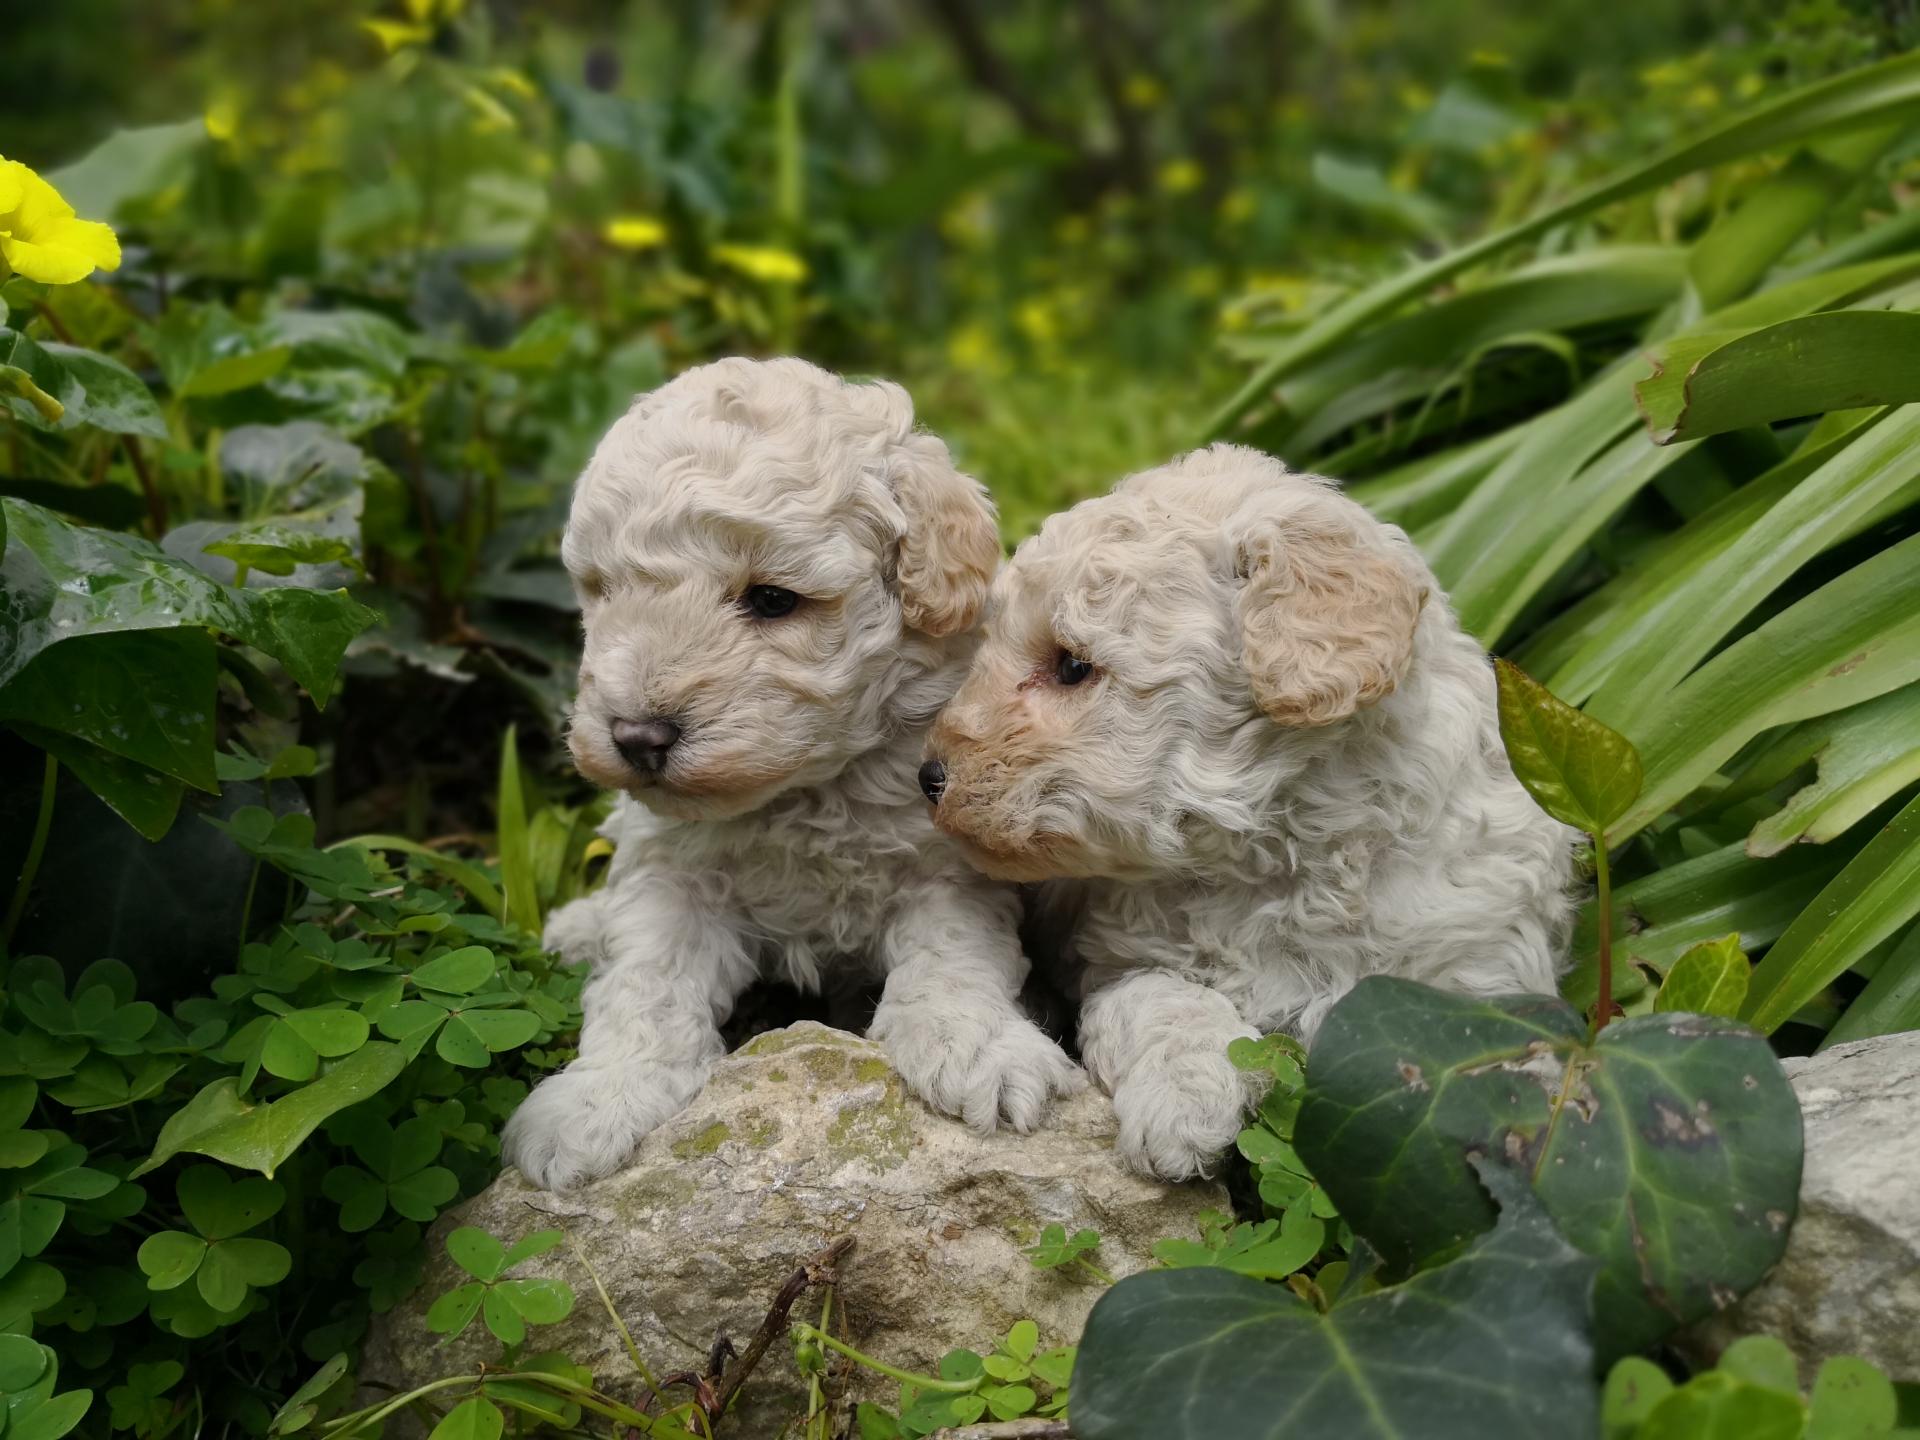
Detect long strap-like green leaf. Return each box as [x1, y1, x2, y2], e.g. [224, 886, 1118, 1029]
[1204, 51, 1920, 441]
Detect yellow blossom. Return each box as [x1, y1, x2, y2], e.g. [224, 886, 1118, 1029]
[0, 158, 121, 286]
[1122, 74, 1164, 108]
[1158, 158, 1204, 195]
[204, 95, 241, 143]
[602, 215, 668, 250]
[361, 18, 432, 53]
[403, 0, 465, 20]
[712, 243, 808, 285]
[485, 67, 538, 100]
[1015, 297, 1060, 347]
[1219, 188, 1255, 224]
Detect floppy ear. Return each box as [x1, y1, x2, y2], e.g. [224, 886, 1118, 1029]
[1232, 490, 1427, 726]
[889, 434, 1002, 637]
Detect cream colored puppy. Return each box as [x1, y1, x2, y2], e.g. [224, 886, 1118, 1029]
[504, 358, 1081, 1191]
[920, 444, 1576, 1180]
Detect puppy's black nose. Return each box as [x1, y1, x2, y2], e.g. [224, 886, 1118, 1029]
[612, 717, 681, 774]
[918, 759, 947, 804]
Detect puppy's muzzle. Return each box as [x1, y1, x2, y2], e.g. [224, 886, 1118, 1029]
[612, 717, 682, 775]
[917, 759, 947, 804]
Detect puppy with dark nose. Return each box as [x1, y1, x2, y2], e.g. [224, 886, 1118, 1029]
[503, 358, 1082, 1191]
[923, 444, 1577, 1179]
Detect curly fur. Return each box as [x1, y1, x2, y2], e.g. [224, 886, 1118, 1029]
[503, 358, 1080, 1191]
[925, 444, 1578, 1180]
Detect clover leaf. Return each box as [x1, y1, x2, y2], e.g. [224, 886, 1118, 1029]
[0, 1081, 49, 1170]
[1, 1139, 118, 1276]
[425, 1226, 571, 1346]
[105, 1360, 184, 1436]
[0, 1336, 92, 1440]
[221, 999, 371, 1087]
[321, 1116, 457, 1231]
[9, 958, 156, 1056]
[135, 1165, 291, 1316]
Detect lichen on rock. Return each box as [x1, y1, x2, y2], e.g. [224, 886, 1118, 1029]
[364, 1021, 1223, 1434]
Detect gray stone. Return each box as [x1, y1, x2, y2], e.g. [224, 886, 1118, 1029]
[364, 1023, 1224, 1433]
[1683, 1030, 1920, 1379]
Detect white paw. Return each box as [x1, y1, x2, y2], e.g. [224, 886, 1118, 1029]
[873, 1004, 1084, 1133]
[1111, 1051, 1256, 1181]
[541, 895, 608, 965]
[502, 1061, 700, 1191]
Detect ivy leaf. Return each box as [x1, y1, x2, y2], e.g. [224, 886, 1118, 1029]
[1294, 978, 1802, 1360]
[1493, 658, 1643, 835]
[1654, 935, 1751, 1018]
[1072, 1163, 1599, 1440]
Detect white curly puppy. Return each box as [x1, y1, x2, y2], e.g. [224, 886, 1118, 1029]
[504, 357, 1081, 1191]
[919, 444, 1577, 1180]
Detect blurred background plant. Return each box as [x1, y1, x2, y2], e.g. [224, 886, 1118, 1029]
[6, 1, 1920, 1437]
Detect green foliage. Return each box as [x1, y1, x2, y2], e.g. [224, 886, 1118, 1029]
[824, 1317, 1074, 1439]
[1603, 1340, 1900, 1440]
[1074, 1165, 1601, 1440]
[1294, 981, 1803, 1360]
[0, 816, 581, 1440]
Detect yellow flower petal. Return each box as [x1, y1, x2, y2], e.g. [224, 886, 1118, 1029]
[0, 160, 28, 217]
[602, 216, 668, 250]
[360, 18, 431, 52]
[712, 243, 808, 284]
[0, 158, 120, 284]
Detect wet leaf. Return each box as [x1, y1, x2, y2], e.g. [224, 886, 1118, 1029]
[1295, 978, 1801, 1359]
[1073, 1164, 1599, 1440]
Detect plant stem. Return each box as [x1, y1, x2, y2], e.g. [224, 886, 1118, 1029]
[4, 753, 57, 948]
[1591, 836, 1614, 1036]
[789, 1324, 979, 1394]
[238, 858, 262, 957]
[1073, 1257, 1115, 1286]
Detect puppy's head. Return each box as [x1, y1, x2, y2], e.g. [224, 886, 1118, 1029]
[564, 357, 1000, 820]
[923, 444, 1428, 880]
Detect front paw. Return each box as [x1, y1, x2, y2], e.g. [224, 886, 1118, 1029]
[502, 1061, 698, 1190]
[541, 895, 608, 966]
[1111, 1051, 1255, 1181]
[874, 1005, 1084, 1133]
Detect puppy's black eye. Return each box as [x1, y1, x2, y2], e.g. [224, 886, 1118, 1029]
[1056, 650, 1093, 686]
[745, 584, 802, 619]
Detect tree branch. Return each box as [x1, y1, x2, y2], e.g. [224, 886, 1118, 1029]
[926, 1420, 1075, 1439]
[702, 1235, 856, 1422]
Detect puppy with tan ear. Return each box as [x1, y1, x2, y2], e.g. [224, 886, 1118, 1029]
[504, 357, 1081, 1191]
[921, 444, 1577, 1180]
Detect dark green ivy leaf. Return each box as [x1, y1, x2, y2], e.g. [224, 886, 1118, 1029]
[1294, 978, 1802, 1360]
[1072, 1162, 1600, 1440]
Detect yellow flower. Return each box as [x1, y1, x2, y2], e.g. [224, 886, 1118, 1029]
[204, 95, 241, 143]
[1158, 158, 1204, 195]
[361, 18, 432, 53]
[1122, 73, 1164, 109]
[712, 243, 808, 285]
[0, 158, 121, 286]
[602, 215, 668, 250]
[1218, 188, 1255, 224]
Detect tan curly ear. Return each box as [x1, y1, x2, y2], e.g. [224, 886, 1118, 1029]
[891, 434, 1001, 637]
[1234, 490, 1427, 726]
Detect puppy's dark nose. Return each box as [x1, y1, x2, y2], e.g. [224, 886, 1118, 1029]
[918, 759, 947, 804]
[612, 717, 681, 774]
